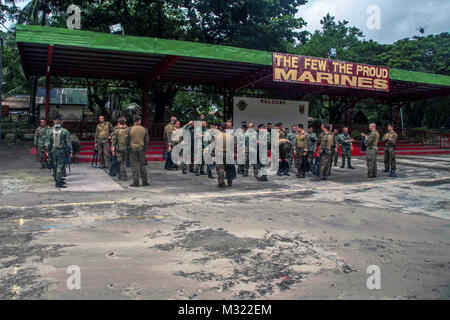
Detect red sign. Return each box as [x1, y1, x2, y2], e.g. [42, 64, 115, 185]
[273, 53, 389, 92]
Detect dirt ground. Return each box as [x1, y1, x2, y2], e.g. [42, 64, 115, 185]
[0, 142, 449, 300]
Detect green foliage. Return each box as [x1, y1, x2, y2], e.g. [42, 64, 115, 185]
[14, 129, 25, 140]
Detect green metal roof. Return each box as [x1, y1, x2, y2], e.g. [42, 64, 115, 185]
[15, 24, 450, 87]
[16, 24, 272, 66]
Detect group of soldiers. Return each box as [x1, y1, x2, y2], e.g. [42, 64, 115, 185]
[34, 114, 398, 189]
[162, 116, 399, 187]
[34, 114, 150, 188]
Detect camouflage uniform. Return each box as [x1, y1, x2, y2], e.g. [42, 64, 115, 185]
[181, 124, 195, 174]
[128, 124, 149, 186]
[34, 126, 49, 168]
[382, 131, 398, 173]
[194, 125, 207, 175]
[111, 125, 130, 181]
[365, 130, 380, 178]
[338, 132, 353, 168]
[295, 131, 308, 178]
[286, 131, 297, 168]
[214, 131, 235, 187]
[45, 125, 72, 187]
[325, 132, 337, 176]
[307, 132, 317, 168]
[95, 121, 113, 168]
[314, 132, 332, 180]
[277, 129, 291, 176]
[163, 122, 174, 170]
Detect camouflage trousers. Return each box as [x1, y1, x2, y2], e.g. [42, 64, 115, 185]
[384, 146, 396, 171]
[38, 145, 46, 168]
[307, 150, 315, 168]
[115, 149, 128, 180]
[325, 147, 336, 176]
[295, 148, 308, 176]
[319, 150, 330, 178]
[366, 148, 378, 177]
[52, 148, 67, 186]
[130, 148, 148, 184]
[216, 152, 235, 185]
[333, 146, 339, 165]
[97, 139, 110, 168]
[288, 148, 295, 168]
[341, 145, 352, 166]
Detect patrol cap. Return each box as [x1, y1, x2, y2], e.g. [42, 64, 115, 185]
[133, 115, 141, 122]
[54, 115, 62, 121]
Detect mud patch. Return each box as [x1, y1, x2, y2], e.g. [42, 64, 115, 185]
[413, 178, 450, 187]
[0, 178, 28, 195]
[0, 228, 72, 299]
[153, 227, 345, 298]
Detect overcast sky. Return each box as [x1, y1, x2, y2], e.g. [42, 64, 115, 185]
[298, 0, 450, 44]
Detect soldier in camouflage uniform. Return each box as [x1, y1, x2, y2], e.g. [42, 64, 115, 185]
[45, 116, 72, 188]
[95, 115, 114, 169]
[295, 124, 308, 178]
[181, 121, 195, 174]
[214, 122, 235, 188]
[111, 117, 130, 181]
[34, 119, 50, 169]
[255, 124, 269, 181]
[311, 124, 332, 181]
[325, 126, 337, 176]
[237, 121, 247, 175]
[362, 123, 380, 178]
[338, 127, 355, 169]
[128, 115, 150, 187]
[286, 125, 297, 169]
[194, 120, 208, 176]
[243, 122, 258, 177]
[307, 126, 317, 168]
[382, 124, 398, 177]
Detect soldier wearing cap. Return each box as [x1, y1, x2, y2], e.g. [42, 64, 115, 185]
[45, 116, 72, 188]
[127, 115, 150, 187]
[34, 118, 50, 169]
[111, 117, 130, 181]
[94, 115, 114, 169]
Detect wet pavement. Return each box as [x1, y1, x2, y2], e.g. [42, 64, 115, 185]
[0, 143, 449, 299]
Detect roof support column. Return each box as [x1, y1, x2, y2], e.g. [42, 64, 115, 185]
[45, 45, 54, 122]
[141, 85, 149, 128]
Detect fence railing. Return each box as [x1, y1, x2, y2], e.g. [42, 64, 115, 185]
[311, 124, 450, 149]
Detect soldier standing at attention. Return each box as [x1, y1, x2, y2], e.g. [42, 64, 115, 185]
[339, 127, 355, 169]
[311, 124, 332, 181]
[128, 115, 150, 187]
[95, 115, 113, 169]
[286, 125, 297, 169]
[382, 124, 398, 177]
[45, 116, 72, 188]
[164, 117, 177, 171]
[362, 123, 380, 178]
[307, 126, 317, 168]
[295, 124, 308, 178]
[111, 117, 130, 181]
[34, 118, 50, 169]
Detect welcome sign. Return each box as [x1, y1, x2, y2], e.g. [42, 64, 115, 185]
[273, 53, 389, 92]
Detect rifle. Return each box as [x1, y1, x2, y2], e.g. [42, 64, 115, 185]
[92, 148, 99, 167]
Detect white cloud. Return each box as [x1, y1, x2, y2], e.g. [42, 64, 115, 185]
[297, 0, 450, 44]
